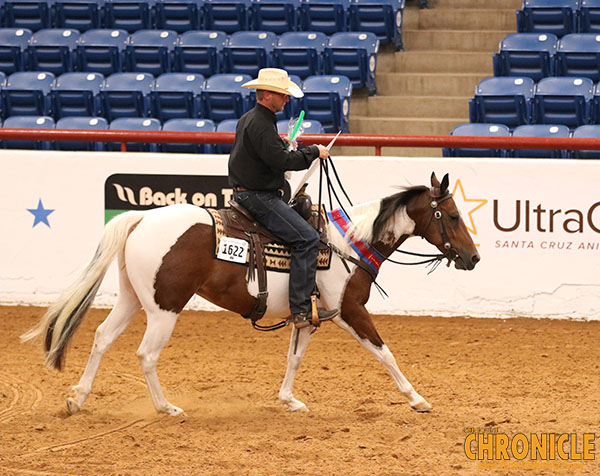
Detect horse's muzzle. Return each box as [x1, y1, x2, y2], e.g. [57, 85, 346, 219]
[454, 252, 480, 271]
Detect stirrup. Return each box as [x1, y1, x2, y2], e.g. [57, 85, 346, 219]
[291, 308, 339, 329]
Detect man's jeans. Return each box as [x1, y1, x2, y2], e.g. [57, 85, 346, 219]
[233, 190, 319, 315]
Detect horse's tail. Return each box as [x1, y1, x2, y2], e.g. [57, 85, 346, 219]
[20, 211, 145, 370]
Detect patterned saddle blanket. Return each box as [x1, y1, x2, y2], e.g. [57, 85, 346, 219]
[208, 203, 331, 272]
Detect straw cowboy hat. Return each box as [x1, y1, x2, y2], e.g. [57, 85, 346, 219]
[242, 68, 304, 98]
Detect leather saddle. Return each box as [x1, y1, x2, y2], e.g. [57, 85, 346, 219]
[214, 190, 326, 322]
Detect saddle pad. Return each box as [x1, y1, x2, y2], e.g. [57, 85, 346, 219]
[208, 208, 331, 272]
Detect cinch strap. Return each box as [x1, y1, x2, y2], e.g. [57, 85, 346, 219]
[327, 208, 384, 275]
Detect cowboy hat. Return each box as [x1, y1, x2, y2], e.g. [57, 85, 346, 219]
[242, 68, 304, 98]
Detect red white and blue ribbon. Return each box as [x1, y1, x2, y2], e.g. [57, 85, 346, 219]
[328, 208, 384, 275]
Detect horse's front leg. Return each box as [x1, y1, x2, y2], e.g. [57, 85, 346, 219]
[278, 325, 314, 412]
[335, 303, 432, 413]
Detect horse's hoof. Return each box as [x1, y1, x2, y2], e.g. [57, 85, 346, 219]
[66, 397, 81, 415]
[286, 401, 309, 413]
[162, 405, 184, 416]
[411, 401, 433, 413]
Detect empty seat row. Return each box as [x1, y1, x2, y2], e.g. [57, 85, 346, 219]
[0, 28, 378, 93]
[0, 114, 324, 152]
[0, 0, 403, 49]
[0, 71, 352, 132]
[517, 0, 600, 36]
[444, 122, 600, 159]
[493, 32, 600, 81]
[469, 76, 600, 129]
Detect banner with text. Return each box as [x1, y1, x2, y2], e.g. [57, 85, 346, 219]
[1, 150, 598, 319]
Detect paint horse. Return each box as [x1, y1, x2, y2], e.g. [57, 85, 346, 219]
[22, 173, 479, 416]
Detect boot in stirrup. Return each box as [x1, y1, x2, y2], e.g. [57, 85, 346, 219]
[291, 308, 339, 329]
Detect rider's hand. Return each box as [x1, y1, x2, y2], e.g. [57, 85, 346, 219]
[317, 144, 329, 160]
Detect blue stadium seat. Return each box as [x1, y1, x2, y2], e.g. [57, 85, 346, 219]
[100, 72, 154, 120]
[299, 0, 348, 34]
[150, 72, 204, 121]
[27, 28, 80, 75]
[323, 31, 379, 95]
[161, 118, 216, 153]
[249, 0, 300, 34]
[173, 30, 227, 76]
[588, 81, 600, 122]
[155, 0, 203, 32]
[468, 77, 535, 128]
[348, 0, 404, 51]
[203, 0, 252, 33]
[443, 123, 510, 158]
[579, 0, 600, 32]
[222, 31, 277, 77]
[2, 0, 53, 30]
[201, 73, 253, 122]
[107, 117, 161, 151]
[76, 29, 128, 75]
[276, 118, 324, 134]
[531, 76, 593, 128]
[52, 0, 104, 31]
[125, 29, 178, 75]
[511, 124, 570, 158]
[571, 124, 600, 158]
[0, 28, 32, 74]
[301, 74, 352, 132]
[516, 0, 579, 37]
[492, 33, 558, 81]
[50, 72, 103, 119]
[272, 31, 327, 79]
[215, 117, 237, 153]
[3, 115, 55, 149]
[2, 71, 55, 118]
[103, 0, 156, 32]
[555, 33, 600, 81]
[55, 116, 108, 150]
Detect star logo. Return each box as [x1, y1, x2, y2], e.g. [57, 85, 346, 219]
[27, 199, 55, 228]
[452, 179, 487, 240]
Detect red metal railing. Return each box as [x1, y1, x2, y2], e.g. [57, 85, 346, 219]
[1, 128, 600, 155]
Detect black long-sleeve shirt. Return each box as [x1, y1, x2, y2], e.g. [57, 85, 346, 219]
[228, 103, 320, 192]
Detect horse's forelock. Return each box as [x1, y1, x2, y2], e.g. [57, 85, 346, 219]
[372, 186, 428, 241]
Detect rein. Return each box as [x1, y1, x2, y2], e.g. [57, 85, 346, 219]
[318, 157, 451, 271]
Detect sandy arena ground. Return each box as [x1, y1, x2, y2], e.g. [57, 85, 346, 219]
[0, 305, 599, 476]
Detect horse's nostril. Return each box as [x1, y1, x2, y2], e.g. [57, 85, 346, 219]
[472, 254, 480, 265]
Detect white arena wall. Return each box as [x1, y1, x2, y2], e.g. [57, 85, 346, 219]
[2, 149, 599, 320]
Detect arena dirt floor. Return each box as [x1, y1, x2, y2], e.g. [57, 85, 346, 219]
[0, 305, 599, 476]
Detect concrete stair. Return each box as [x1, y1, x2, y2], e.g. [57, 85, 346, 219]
[343, 0, 521, 157]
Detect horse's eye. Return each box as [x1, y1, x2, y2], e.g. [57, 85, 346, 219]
[449, 214, 459, 222]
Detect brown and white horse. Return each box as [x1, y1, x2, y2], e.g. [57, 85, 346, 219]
[22, 173, 479, 416]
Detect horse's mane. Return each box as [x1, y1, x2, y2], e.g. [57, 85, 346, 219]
[372, 186, 428, 241]
[327, 185, 428, 255]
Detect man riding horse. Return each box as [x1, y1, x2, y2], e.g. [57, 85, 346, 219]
[228, 68, 339, 328]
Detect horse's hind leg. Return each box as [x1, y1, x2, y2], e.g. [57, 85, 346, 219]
[136, 307, 182, 415]
[67, 269, 141, 414]
[278, 326, 314, 412]
[335, 306, 432, 413]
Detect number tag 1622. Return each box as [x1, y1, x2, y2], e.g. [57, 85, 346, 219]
[216, 236, 249, 264]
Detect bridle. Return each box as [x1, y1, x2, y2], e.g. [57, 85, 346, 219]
[421, 189, 459, 265]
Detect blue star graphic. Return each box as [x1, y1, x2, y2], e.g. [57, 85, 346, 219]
[27, 199, 55, 228]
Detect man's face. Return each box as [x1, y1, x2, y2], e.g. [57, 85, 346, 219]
[265, 91, 289, 113]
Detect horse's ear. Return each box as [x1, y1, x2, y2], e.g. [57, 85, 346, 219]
[430, 172, 440, 188]
[441, 173, 449, 194]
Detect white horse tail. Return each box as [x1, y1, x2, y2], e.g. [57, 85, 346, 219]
[21, 211, 145, 370]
